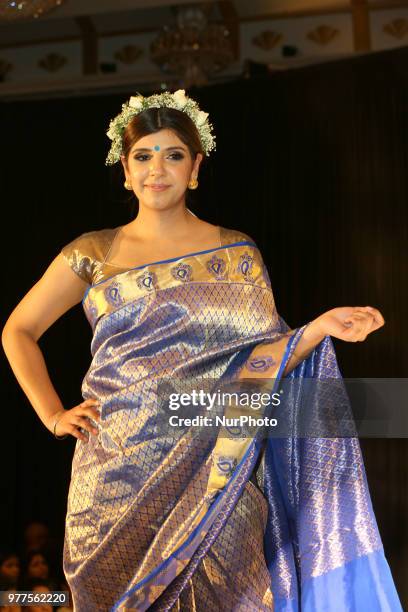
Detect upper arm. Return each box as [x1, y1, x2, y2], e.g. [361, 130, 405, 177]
[2, 253, 90, 342]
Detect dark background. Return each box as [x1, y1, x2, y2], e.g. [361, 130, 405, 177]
[1, 45, 407, 604]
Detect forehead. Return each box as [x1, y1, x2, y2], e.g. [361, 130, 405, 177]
[131, 128, 185, 151]
[34, 586, 50, 593]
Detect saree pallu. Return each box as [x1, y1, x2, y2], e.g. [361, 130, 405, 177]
[62, 235, 402, 611]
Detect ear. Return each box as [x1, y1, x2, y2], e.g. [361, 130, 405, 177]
[193, 153, 203, 176]
[120, 154, 130, 179]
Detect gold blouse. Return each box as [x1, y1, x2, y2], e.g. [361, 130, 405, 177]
[60, 225, 255, 286]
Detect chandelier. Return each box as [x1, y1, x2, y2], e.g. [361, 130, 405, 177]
[0, 0, 65, 21]
[150, 4, 234, 88]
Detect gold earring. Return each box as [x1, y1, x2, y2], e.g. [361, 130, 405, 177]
[188, 178, 198, 190]
[124, 180, 132, 190]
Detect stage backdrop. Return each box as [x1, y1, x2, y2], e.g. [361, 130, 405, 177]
[1, 45, 407, 604]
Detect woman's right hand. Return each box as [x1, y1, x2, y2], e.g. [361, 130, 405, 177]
[48, 399, 101, 442]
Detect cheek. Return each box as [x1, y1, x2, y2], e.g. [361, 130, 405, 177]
[129, 165, 146, 180]
[170, 163, 192, 183]
[128, 162, 192, 186]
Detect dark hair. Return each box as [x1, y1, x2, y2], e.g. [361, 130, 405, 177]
[122, 107, 205, 165]
[24, 549, 47, 562]
[21, 549, 49, 575]
[116, 106, 206, 212]
[0, 550, 19, 567]
[19, 575, 56, 593]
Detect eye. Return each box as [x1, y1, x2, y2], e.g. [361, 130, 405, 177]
[133, 152, 185, 162]
[169, 152, 184, 160]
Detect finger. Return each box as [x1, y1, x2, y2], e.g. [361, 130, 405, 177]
[340, 322, 365, 341]
[68, 425, 88, 442]
[353, 312, 375, 332]
[343, 314, 372, 341]
[84, 407, 101, 422]
[370, 306, 385, 329]
[350, 311, 382, 336]
[338, 309, 379, 342]
[76, 405, 101, 422]
[355, 321, 370, 342]
[359, 306, 385, 328]
[80, 398, 100, 408]
[361, 313, 375, 340]
[348, 306, 384, 326]
[344, 312, 374, 329]
[72, 416, 99, 435]
[75, 401, 101, 421]
[344, 311, 372, 322]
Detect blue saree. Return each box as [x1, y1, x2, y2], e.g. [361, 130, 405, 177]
[60, 225, 402, 611]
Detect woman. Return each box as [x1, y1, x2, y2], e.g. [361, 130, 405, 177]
[0, 550, 20, 590]
[21, 550, 50, 584]
[2, 90, 402, 611]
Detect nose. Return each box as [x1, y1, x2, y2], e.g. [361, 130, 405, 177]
[149, 154, 165, 174]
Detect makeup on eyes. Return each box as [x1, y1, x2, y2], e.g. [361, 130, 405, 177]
[133, 152, 184, 161]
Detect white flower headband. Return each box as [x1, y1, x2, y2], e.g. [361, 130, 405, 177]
[105, 89, 216, 165]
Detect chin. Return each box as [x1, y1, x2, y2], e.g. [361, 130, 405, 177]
[144, 196, 182, 210]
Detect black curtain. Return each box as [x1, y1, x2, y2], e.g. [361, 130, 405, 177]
[1, 45, 407, 604]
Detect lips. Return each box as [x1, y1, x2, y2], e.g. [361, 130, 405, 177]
[145, 184, 170, 191]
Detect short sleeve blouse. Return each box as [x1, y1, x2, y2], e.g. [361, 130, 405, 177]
[60, 228, 118, 285]
[60, 226, 256, 286]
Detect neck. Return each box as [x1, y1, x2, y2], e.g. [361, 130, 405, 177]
[125, 202, 196, 241]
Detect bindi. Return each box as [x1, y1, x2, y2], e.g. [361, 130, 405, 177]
[153, 145, 161, 151]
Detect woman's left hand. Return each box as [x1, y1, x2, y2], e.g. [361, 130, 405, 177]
[311, 306, 385, 342]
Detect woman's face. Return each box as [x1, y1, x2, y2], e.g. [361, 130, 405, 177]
[0, 556, 20, 581]
[27, 586, 52, 612]
[27, 554, 48, 580]
[121, 128, 202, 211]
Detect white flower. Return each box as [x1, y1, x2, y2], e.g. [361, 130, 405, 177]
[196, 110, 209, 126]
[107, 129, 114, 140]
[105, 89, 215, 165]
[173, 89, 188, 108]
[129, 96, 144, 110]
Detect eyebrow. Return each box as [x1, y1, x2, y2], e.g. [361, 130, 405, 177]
[131, 146, 187, 153]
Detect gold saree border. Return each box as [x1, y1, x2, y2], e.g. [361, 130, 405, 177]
[82, 241, 272, 329]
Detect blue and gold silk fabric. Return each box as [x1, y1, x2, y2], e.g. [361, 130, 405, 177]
[60, 226, 402, 611]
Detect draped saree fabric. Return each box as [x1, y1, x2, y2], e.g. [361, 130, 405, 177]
[60, 225, 401, 611]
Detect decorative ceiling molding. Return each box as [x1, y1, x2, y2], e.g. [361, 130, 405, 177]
[0, 0, 407, 97]
[114, 44, 143, 64]
[307, 24, 339, 45]
[38, 51, 67, 71]
[1, 2, 408, 50]
[252, 30, 283, 50]
[383, 18, 408, 39]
